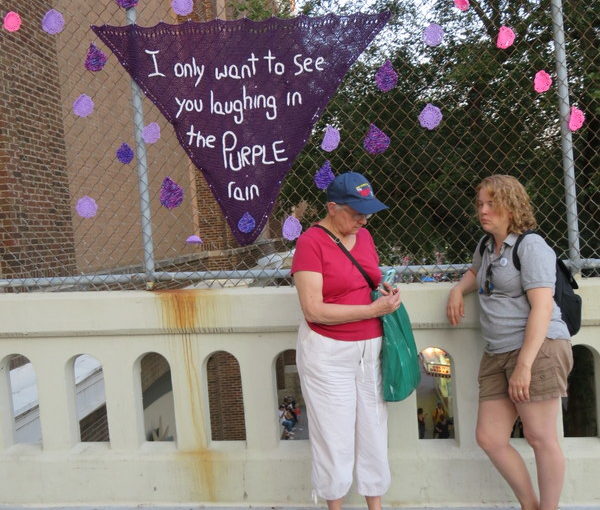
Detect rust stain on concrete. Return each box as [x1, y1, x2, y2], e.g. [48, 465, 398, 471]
[156, 290, 218, 501]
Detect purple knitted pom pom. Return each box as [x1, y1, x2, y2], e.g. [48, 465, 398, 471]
[186, 234, 203, 244]
[115, 0, 139, 8]
[75, 196, 98, 218]
[375, 60, 398, 92]
[238, 212, 256, 234]
[160, 177, 184, 209]
[84, 43, 108, 72]
[142, 122, 161, 144]
[73, 94, 94, 117]
[363, 124, 390, 154]
[423, 23, 444, 47]
[320, 125, 340, 152]
[116, 143, 135, 164]
[282, 216, 302, 241]
[171, 0, 194, 15]
[314, 161, 335, 190]
[42, 9, 65, 35]
[418, 103, 443, 130]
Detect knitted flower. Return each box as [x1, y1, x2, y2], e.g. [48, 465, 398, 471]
[568, 107, 585, 131]
[375, 60, 398, 92]
[84, 43, 108, 72]
[73, 94, 94, 117]
[496, 26, 516, 49]
[238, 212, 256, 234]
[160, 177, 184, 209]
[3, 12, 22, 32]
[171, 0, 194, 16]
[282, 216, 302, 241]
[454, 0, 470, 11]
[75, 196, 98, 218]
[423, 23, 444, 47]
[116, 143, 135, 164]
[42, 9, 65, 34]
[533, 70, 552, 93]
[363, 124, 390, 154]
[115, 0, 139, 9]
[186, 235, 203, 244]
[320, 125, 340, 152]
[314, 161, 335, 190]
[418, 103, 443, 130]
[142, 122, 161, 144]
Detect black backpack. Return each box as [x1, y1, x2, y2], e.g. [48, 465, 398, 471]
[478, 231, 582, 336]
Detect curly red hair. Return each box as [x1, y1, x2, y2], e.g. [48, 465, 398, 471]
[475, 175, 537, 234]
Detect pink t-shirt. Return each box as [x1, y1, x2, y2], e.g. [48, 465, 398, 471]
[291, 225, 383, 341]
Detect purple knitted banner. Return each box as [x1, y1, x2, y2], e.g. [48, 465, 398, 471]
[92, 13, 389, 245]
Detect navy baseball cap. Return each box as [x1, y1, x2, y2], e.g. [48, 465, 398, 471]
[326, 172, 388, 215]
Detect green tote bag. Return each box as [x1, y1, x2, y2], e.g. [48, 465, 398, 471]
[372, 270, 421, 401]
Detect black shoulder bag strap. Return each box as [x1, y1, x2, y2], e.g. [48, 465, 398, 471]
[313, 224, 377, 290]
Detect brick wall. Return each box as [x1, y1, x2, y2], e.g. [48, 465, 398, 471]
[207, 351, 246, 440]
[0, 0, 77, 279]
[79, 404, 109, 442]
[141, 352, 171, 392]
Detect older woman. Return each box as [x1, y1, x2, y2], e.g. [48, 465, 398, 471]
[447, 175, 573, 510]
[292, 172, 400, 510]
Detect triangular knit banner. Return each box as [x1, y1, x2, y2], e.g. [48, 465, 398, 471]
[92, 12, 390, 245]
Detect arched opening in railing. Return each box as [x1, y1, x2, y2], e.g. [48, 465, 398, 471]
[275, 349, 307, 440]
[3, 354, 41, 445]
[140, 352, 175, 442]
[563, 344, 598, 437]
[72, 354, 109, 442]
[207, 351, 246, 441]
[416, 347, 455, 439]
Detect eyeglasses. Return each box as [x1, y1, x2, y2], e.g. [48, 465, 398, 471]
[479, 262, 494, 295]
[340, 205, 372, 221]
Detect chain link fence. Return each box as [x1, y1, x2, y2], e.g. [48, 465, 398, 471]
[0, 0, 597, 291]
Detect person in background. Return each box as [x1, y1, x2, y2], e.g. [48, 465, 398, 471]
[446, 174, 573, 510]
[292, 172, 401, 510]
[417, 407, 427, 439]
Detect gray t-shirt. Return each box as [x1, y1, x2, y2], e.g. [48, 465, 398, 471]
[471, 232, 570, 353]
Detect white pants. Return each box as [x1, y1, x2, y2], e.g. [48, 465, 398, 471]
[296, 321, 390, 501]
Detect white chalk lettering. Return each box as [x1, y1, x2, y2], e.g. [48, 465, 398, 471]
[210, 86, 277, 124]
[286, 91, 302, 106]
[214, 53, 259, 81]
[228, 181, 260, 201]
[186, 125, 216, 148]
[173, 57, 205, 87]
[145, 50, 166, 78]
[175, 97, 204, 118]
[263, 50, 285, 75]
[293, 54, 326, 75]
[222, 131, 288, 171]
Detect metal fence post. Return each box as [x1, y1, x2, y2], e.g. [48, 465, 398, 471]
[125, 7, 156, 289]
[550, 0, 582, 272]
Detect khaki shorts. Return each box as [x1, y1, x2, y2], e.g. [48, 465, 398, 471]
[478, 338, 573, 402]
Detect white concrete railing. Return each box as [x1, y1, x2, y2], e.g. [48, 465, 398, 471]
[0, 281, 599, 507]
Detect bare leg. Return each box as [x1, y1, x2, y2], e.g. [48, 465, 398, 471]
[366, 496, 382, 510]
[477, 399, 539, 510]
[518, 398, 564, 510]
[327, 499, 343, 510]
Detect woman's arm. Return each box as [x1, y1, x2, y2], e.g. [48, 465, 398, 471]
[509, 287, 554, 403]
[294, 270, 401, 325]
[446, 268, 478, 326]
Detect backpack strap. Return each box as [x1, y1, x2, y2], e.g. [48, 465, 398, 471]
[512, 230, 536, 271]
[478, 235, 489, 257]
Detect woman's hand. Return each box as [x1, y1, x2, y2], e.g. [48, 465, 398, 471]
[508, 363, 532, 403]
[446, 287, 465, 326]
[446, 269, 477, 326]
[371, 286, 401, 316]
